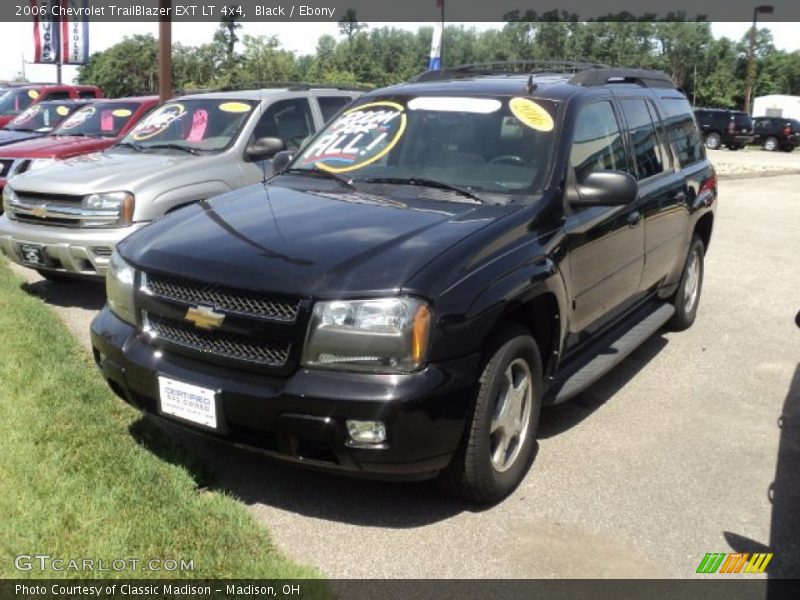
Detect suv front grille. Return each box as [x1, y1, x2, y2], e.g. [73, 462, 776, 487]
[143, 273, 300, 322]
[144, 313, 290, 367]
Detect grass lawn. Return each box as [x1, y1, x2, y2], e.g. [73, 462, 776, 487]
[0, 261, 318, 579]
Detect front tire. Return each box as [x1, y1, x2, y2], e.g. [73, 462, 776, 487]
[668, 236, 705, 331]
[727, 143, 743, 151]
[438, 324, 543, 503]
[763, 137, 779, 152]
[705, 132, 722, 150]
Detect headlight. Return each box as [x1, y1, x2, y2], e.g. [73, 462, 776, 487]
[2, 184, 17, 213]
[82, 191, 135, 228]
[106, 250, 136, 325]
[302, 297, 432, 373]
[25, 158, 56, 173]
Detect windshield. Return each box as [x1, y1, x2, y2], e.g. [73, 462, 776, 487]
[119, 98, 257, 151]
[54, 102, 142, 137]
[292, 95, 557, 195]
[0, 89, 38, 115]
[7, 102, 76, 131]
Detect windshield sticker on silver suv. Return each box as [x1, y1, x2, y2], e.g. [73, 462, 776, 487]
[132, 103, 188, 141]
[301, 101, 407, 173]
[60, 106, 95, 129]
[509, 97, 554, 132]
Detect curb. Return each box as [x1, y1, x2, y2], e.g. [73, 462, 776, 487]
[716, 169, 800, 181]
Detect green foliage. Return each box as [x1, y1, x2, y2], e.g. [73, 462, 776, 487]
[77, 19, 800, 111]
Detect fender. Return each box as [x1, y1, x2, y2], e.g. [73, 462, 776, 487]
[143, 180, 233, 221]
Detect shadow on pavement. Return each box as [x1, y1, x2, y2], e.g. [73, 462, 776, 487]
[19, 277, 106, 311]
[724, 362, 800, 584]
[127, 331, 672, 528]
[538, 334, 669, 439]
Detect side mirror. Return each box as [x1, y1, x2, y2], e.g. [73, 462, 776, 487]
[245, 136, 285, 162]
[271, 150, 294, 174]
[568, 171, 638, 207]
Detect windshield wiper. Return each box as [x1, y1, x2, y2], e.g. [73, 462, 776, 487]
[358, 176, 485, 203]
[282, 167, 355, 189]
[116, 141, 144, 152]
[144, 143, 199, 155]
[58, 132, 89, 138]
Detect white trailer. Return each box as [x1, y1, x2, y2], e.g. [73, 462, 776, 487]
[753, 95, 800, 121]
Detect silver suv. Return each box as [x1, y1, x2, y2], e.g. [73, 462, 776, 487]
[0, 87, 360, 279]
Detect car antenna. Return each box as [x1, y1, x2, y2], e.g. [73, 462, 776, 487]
[525, 74, 537, 95]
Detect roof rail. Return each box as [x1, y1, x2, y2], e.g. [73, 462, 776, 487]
[413, 60, 609, 82]
[569, 68, 675, 89]
[175, 81, 372, 95]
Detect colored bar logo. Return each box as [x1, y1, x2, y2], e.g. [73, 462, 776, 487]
[696, 553, 773, 574]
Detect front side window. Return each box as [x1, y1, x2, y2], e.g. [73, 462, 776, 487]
[252, 98, 314, 152]
[292, 95, 558, 195]
[621, 99, 666, 180]
[120, 98, 257, 152]
[54, 102, 143, 137]
[570, 100, 628, 182]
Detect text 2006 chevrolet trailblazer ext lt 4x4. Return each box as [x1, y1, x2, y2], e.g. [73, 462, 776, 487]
[90, 65, 716, 502]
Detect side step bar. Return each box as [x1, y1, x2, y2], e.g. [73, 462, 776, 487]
[544, 303, 675, 405]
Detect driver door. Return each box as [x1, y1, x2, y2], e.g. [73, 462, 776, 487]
[564, 99, 646, 339]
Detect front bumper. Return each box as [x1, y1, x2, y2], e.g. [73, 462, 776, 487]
[91, 308, 480, 480]
[0, 216, 148, 277]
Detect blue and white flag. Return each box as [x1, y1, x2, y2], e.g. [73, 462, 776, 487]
[31, 0, 60, 64]
[428, 23, 443, 71]
[60, 0, 90, 65]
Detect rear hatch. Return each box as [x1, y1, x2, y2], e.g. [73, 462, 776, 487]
[731, 112, 753, 135]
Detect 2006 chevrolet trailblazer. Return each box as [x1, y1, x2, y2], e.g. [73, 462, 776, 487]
[91, 65, 716, 502]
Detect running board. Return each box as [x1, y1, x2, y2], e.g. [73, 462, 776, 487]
[545, 303, 675, 405]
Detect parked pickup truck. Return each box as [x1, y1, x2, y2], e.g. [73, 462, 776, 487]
[0, 84, 102, 128]
[0, 100, 88, 148]
[0, 86, 361, 279]
[0, 96, 160, 199]
[90, 65, 716, 502]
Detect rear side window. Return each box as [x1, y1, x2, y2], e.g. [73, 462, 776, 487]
[570, 100, 629, 181]
[620, 99, 665, 179]
[663, 98, 705, 168]
[317, 96, 351, 123]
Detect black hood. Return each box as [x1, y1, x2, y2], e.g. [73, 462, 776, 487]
[120, 181, 518, 298]
[0, 130, 43, 147]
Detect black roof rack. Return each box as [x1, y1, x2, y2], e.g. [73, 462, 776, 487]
[569, 68, 675, 89]
[412, 62, 675, 90]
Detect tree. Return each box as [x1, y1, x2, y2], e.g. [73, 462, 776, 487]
[77, 34, 158, 97]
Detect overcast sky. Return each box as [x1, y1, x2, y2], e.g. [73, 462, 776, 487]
[1, 21, 798, 83]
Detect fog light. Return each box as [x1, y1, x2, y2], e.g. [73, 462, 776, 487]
[346, 420, 386, 444]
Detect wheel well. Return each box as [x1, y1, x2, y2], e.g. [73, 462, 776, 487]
[500, 293, 560, 377]
[694, 213, 713, 253]
[166, 201, 200, 214]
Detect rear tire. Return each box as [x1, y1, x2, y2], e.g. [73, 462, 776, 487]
[705, 132, 722, 150]
[438, 324, 543, 503]
[763, 137, 779, 152]
[668, 236, 705, 331]
[780, 145, 795, 153]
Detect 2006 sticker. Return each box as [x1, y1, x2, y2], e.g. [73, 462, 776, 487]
[509, 97, 554, 132]
[132, 103, 187, 141]
[59, 106, 95, 129]
[301, 101, 407, 173]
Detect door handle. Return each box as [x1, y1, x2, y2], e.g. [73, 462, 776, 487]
[627, 211, 642, 227]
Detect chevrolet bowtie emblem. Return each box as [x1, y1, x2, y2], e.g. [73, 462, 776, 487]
[32, 204, 48, 218]
[185, 305, 225, 330]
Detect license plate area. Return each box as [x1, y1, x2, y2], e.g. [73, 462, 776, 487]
[18, 243, 47, 267]
[157, 376, 218, 430]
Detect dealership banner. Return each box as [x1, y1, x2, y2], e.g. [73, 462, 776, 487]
[31, 0, 61, 64]
[60, 0, 90, 64]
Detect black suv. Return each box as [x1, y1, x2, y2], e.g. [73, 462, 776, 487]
[91, 64, 716, 503]
[752, 116, 800, 152]
[694, 107, 754, 150]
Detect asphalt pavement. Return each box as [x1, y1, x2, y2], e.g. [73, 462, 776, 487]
[7, 174, 800, 578]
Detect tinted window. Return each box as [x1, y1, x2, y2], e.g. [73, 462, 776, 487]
[663, 98, 705, 168]
[253, 98, 314, 152]
[570, 100, 628, 181]
[54, 101, 142, 137]
[6, 102, 78, 131]
[0, 89, 35, 114]
[43, 91, 71, 101]
[78, 90, 98, 99]
[317, 96, 351, 122]
[621, 99, 665, 179]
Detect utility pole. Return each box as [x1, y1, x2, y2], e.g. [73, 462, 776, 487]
[158, 0, 172, 102]
[743, 5, 774, 114]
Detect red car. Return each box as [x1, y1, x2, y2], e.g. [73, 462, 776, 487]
[0, 84, 103, 129]
[0, 96, 159, 198]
